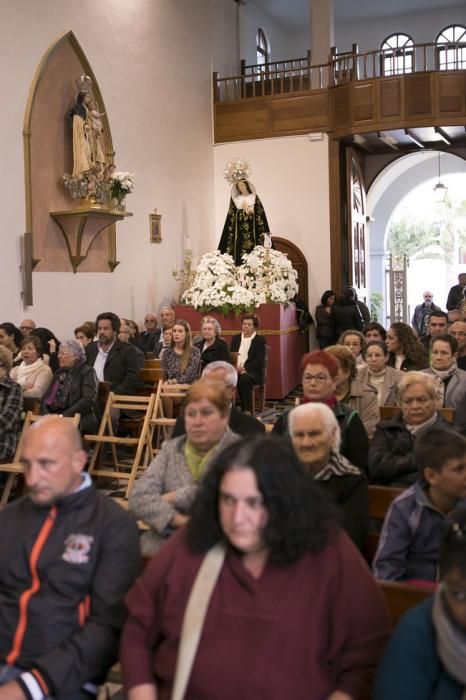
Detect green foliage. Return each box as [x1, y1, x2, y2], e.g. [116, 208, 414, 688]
[370, 292, 384, 322]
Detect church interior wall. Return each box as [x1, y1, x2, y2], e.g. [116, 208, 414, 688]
[239, 3, 310, 66]
[335, 7, 466, 53]
[214, 135, 331, 317]
[1, 0, 218, 338]
[210, 0, 240, 77]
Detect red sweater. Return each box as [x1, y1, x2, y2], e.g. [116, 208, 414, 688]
[121, 528, 389, 700]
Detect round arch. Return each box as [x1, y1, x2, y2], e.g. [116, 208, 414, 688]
[366, 150, 466, 322]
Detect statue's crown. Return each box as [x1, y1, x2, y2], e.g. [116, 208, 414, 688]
[76, 74, 92, 94]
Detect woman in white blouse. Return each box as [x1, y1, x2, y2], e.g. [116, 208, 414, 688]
[10, 335, 53, 399]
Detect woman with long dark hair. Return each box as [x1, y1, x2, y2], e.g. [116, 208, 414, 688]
[315, 289, 336, 348]
[121, 436, 390, 700]
[386, 321, 428, 371]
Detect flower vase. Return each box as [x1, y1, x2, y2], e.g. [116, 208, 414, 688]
[112, 196, 126, 212]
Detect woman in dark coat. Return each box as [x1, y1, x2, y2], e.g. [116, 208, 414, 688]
[42, 339, 99, 434]
[386, 322, 428, 372]
[315, 290, 336, 349]
[332, 288, 364, 338]
[194, 317, 231, 371]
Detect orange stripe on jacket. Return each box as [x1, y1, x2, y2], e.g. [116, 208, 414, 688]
[30, 668, 50, 696]
[6, 506, 57, 665]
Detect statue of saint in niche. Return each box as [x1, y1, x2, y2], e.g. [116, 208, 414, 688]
[64, 75, 109, 202]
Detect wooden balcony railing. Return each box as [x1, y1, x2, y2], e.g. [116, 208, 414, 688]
[213, 41, 466, 103]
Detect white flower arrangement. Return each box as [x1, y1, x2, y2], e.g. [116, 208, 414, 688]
[180, 246, 298, 314]
[110, 171, 135, 201]
[238, 246, 298, 305]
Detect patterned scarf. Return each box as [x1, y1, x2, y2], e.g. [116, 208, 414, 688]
[44, 368, 73, 412]
[313, 450, 361, 482]
[429, 363, 458, 405]
[432, 585, 466, 697]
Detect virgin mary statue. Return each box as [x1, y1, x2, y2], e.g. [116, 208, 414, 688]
[218, 160, 270, 265]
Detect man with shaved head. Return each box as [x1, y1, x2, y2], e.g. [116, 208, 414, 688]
[0, 416, 141, 700]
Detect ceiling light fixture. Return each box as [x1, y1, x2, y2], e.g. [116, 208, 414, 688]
[433, 152, 448, 203]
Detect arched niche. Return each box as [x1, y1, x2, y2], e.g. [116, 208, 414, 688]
[24, 30, 119, 272]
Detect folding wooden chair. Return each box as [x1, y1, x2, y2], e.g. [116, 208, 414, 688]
[85, 391, 157, 498]
[150, 381, 188, 445]
[0, 412, 81, 507]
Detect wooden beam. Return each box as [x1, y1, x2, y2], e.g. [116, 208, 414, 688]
[377, 131, 399, 150]
[434, 126, 452, 145]
[404, 129, 425, 148]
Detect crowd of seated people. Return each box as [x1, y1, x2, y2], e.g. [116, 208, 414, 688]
[1, 300, 466, 697]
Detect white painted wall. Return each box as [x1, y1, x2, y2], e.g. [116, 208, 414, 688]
[335, 7, 466, 53]
[210, 0, 240, 77]
[1, 0, 217, 338]
[214, 135, 331, 317]
[239, 4, 309, 66]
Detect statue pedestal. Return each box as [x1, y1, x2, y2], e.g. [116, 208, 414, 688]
[173, 303, 305, 400]
[50, 205, 132, 272]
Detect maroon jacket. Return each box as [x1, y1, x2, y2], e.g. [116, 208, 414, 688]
[121, 528, 390, 700]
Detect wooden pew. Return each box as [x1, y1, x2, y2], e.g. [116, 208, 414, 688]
[365, 485, 403, 562]
[378, 579, 435, 627]
[379, 405, 455, 422]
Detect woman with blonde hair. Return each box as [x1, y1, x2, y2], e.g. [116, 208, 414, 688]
[161, 319, 200, 385]
[129, 379, 238, 555]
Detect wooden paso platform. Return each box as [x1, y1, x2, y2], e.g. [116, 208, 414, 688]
[173, 303, 306, 400]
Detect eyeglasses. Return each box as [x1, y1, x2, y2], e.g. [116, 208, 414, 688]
[303, 373, 331, 384]
[58, 350, 72, 357]
[450, 331, 466, 337]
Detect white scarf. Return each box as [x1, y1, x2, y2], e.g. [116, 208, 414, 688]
[237, 332, 255, 369]
[432, 585, 466, 697]
[14, 358, 45, 387]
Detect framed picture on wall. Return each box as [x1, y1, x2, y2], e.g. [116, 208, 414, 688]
[149, 211, 162, 242]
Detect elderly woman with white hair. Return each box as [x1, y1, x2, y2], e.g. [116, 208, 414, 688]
[288, 402, 369, 550]
[41, 339, 99, 433]
[369, 371, 453, 486]
[194, 316, 231, 371]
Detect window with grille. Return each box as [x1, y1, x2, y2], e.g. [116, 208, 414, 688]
[381, 33, 414, 75]
[436, 25, 466, 70]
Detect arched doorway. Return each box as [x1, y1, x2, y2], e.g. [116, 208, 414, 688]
[367, 150, 466, 325]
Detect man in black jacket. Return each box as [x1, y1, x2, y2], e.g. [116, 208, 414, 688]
[0, 416, 141, 700]
[230, 314, 266, 413]
[172, 360, 265, 437]
[86, 312, 139, 396]
[446, 272, 466, 311]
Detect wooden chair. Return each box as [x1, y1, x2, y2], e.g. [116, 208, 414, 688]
[150, 381, 189, 445]
[0, 412, 81, 506]
[229, 351, 238, 368]
[378, 579, 434, 627]
[144, 358, 161, 369]
[365, 485, 404, 562]
[379, 405, 455, 423]
[85, 391, 157, 498]
[251, 345, 269, 416]
[139, 367, 165, 387]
